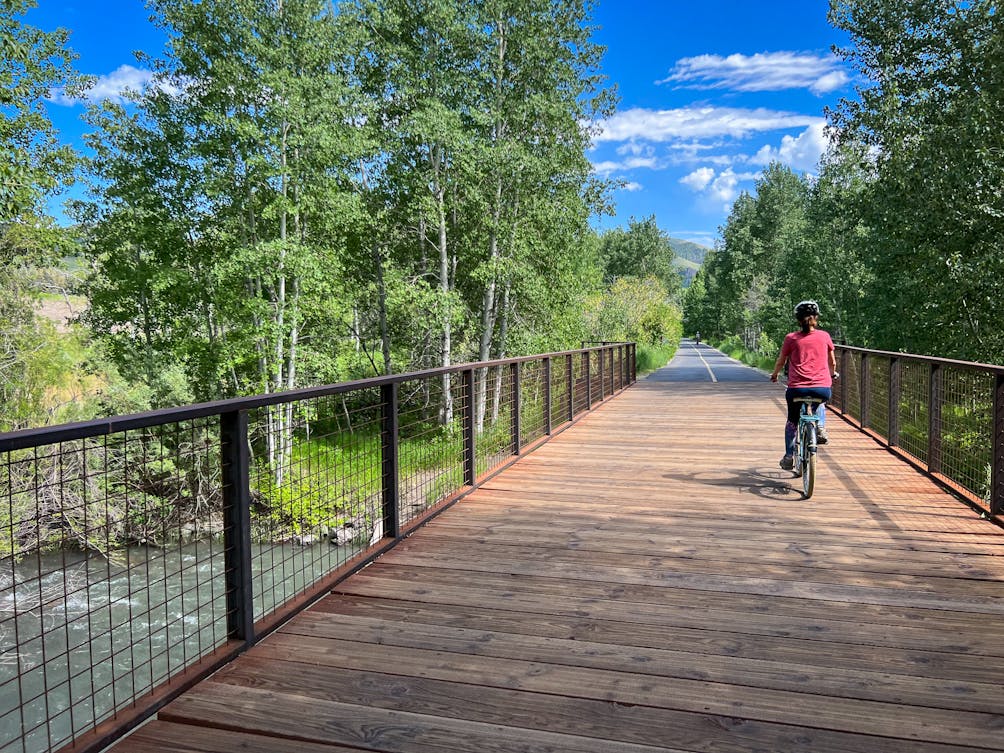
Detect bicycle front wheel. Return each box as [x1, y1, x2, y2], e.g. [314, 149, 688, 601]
[802, 452, 815, 498]
[802, 424, 816, 498]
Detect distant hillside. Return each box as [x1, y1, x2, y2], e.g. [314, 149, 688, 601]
[669, 238, 710, 266]
[669, 238, 711, 286]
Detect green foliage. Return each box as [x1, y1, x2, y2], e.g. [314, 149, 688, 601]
[601, 216, 683, 301]
[0, 0, 83, 224]
[634, 342, 676, 374]
[714, 334, 776, 372]
[824, 0, 1004, 361]
[584, 275, 682, 348]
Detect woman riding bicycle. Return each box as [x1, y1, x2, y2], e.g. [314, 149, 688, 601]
[770, 300, 838, 470]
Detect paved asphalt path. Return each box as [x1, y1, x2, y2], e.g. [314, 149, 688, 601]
[647, 339, 770, 383]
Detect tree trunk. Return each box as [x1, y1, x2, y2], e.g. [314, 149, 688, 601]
[491, 283, 511, 422]
[432, 143, 453, 425]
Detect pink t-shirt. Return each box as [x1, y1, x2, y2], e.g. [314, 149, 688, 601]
[781, 329, 834, 387]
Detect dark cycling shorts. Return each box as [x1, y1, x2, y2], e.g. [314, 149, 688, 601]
[785, 386, 832, 425]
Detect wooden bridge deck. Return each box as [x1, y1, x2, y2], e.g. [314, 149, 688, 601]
[114, 373, 1004, 752]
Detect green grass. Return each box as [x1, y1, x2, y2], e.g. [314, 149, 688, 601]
[635, 342, 678, 374]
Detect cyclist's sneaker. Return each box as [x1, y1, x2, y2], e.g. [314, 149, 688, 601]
[817, 426, 829, 444]
[779, 455, 794, 470]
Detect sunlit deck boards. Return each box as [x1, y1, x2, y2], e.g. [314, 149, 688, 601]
[115, 378, 1004, 753]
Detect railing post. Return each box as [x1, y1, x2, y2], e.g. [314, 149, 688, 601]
[381, 382, 399, 539]
[888, 357, 900, 447]
[512, 361, 521, 455]
[992, 374, 1004, 516]
[221, 410, 254, 646]
[585, 351, 592, 408]
[631, 343, 637, 383]
[544, 357, 552, 435]
[566, 353, 574, 421]
[463, 369, 476, 485]
[928, 363, 943, 475]
[859, 352, 870, 430]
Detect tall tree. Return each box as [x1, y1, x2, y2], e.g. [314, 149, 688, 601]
[83, 0, 362, 480]
[0, 0, 84, 428]
[601, 215, 681, 298]
[829, 0, 1004, 360]
[343, 0, 612, 427]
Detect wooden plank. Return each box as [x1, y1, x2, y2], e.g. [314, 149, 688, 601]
[278, 608, 1004, 714]
[118, 721, 361, 752]
[158, 681, 693, 753]
[355, 550, 1004, 614]
[381, 535, 1004, 592]
[311, 594, 1004, 684]
[334, 570, 1004, 655]
[424, 517, 1004, 554]
[243, 632, 1004, 749]
[413, 523, 1004, 574]
[346, 561, 1004, 632]
[207, 658, 988, 753]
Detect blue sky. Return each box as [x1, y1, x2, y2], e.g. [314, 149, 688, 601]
[27, 0, 853, 248]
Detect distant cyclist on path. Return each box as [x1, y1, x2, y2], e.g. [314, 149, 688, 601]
[770, 300, 838, 470]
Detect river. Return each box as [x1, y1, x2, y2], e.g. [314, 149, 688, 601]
[0, 538, 359, 753]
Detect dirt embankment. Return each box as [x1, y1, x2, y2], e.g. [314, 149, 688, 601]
[35, 296, 87, 333]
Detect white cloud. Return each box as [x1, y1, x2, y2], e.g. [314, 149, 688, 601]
[709, 169, 740, 207]
[749, 123, 829, 171]
[620, 181, 643, 192]
[591, 155, 663, 176]
[680, 167, 715, 191]
[679, 167, 760, 210]
[616, 141, 655, 157]
[657, 52, 849, 95]
[671, 231, 718, 248]
[595, 106, 824, 143]
[49, 64, 176, 105]
[810, 71, 850, 95]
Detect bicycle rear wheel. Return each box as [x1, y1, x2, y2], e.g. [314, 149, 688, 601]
[802, 424, 816, 498]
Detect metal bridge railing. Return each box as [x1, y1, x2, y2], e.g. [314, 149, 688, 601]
[0, 343, 636, 753]
[832, 345, 1004, 518]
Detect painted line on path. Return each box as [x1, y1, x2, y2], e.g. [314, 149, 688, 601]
[694, 343, 718, 383]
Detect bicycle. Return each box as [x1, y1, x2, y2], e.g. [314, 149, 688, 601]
[791, 397, 823, 498]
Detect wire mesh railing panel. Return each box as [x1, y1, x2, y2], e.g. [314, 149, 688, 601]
[519, 360, 547, 448]
[589, 351, 602, 406]
[898, 360, 930, 464]
[550, 357, 570, 430]
[1, 418, 227, 753]
[844, 351, 862, 421]
[0, 342, 637, 753]
[246, 391, 382, 623]
[573, 353, 589, 416]
[475, 365, 515, 479]
[866, 356, 891, 438]
[939, 368, 993, 503]
[398, 375, 467, 527]
[830, 373, 844, 412]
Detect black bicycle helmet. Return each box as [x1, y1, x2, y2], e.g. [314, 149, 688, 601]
[794, 300, 820, 319]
